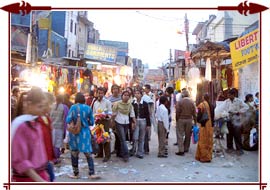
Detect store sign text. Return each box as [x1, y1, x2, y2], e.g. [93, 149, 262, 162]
[230, 29, 259, 70]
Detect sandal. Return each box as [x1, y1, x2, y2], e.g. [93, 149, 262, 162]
[68, 174, 80, 179]
[88, 174, 101, 179]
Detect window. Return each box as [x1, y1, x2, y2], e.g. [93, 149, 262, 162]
[74, 23, 77, 35]
[70, 19, 73, 33]
[68, 49, 71, 57]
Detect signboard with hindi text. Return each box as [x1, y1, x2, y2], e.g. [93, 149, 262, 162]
[230, 29, 259, 70]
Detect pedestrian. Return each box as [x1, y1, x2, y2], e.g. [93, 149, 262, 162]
[156, 96, 169, 158]
[254, 92, 259, 108]
[173, 88, 185, 146]
[164, 86, 175, 144]
[66, 92, 100, 179]
[14, 91, 28, 117]
[242, 94, 257, 151]
[131, 89, 151, 159]
[11, 87, 20, 121]
[108, 84, 122, 157]
[175, 90, 197, 156]
[92, 87, 112, 162]
[86, 90, 97, 109]
[37, 92, 56, 181]
[112, 90, 136, 162]
[214, 90, 226, 139]
[223, 88, 249, 156]
[126, 86, 135, 143]
[195, 94, 214, 162]
[142, 84, 156, 154]
[50, 94, 69, 165]
[11, 87, 50, 182]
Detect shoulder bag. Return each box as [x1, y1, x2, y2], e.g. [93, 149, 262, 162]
[67, 105, 81, 135]
[197, 102, 209, 127]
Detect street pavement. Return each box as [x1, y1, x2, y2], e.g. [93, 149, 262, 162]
[54, 117, 258, 182]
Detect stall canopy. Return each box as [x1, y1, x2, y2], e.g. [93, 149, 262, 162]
[191, 38, 237, 60]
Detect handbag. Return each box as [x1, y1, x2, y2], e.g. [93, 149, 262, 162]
[197, 103, 209, 126]
[67, 105, 81, 135]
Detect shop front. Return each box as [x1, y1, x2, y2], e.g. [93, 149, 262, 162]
[229, 25, 259, 99]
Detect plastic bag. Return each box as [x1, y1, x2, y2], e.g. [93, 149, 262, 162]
[221, 122, 229, 134]
[214, 101, 229, 120]
[192, 125, 200, 144]
[249, 128, 257, 147]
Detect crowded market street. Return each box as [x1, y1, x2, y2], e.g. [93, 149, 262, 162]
[54, 115, 258, 182]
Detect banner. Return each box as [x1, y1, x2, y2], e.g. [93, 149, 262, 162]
[230, 29, 259, 70]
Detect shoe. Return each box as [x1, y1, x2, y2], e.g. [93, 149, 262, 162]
[88, 174, 101, 179]
[158, 154, 168, 158]
[95, 155, 103, 158]
[225, 149, 234, 154]
[200, 160, 211, 163]
[136, 155, 144, 159]
[145, 151, 149, 155]
[175, 152, 185, 156]
[184, 150, 189, 153]
[61, 148, 65, 154]
[54, 160, 61, 167]
[236, 150, 244, 156]
[123, 157, 129, 162]
[68, 174, 80, 179]
[173, 142, 178, 146]
[103, 158, 110, 162]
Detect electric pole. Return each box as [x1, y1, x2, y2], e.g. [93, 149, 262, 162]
[168, 48, 173, 83]
[184, 13, 189, 52]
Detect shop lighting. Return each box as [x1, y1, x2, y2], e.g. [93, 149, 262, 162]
[59, 86, 65, 94]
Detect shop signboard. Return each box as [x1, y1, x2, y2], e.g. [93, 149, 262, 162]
[230, 28, 259, 70]
[11, 25, 30, 52]
[84, 43, 117, 63]
[98, 40, 128, 55]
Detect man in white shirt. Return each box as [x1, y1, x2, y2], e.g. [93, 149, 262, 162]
[142, 84, 156, 154]
[156, 96, 169, 158]
[223, 88, 249, 156]
[93, 87, 112, 162]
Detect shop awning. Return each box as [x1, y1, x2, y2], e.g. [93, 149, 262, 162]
[191, 38, 236, 60]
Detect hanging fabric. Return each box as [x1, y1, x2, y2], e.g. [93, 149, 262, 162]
[205, 58, 212, 81]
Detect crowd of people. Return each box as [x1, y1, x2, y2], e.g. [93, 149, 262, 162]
[10, 84, 259, 182]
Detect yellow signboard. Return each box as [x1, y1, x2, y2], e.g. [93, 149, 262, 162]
[230, 29, 259, 70]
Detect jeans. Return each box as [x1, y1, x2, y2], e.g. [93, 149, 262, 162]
[71, 150, 95, 176]
[115, 122, 129, 159]
[47, 161, 55, 182]
[132, 119, 146, 156]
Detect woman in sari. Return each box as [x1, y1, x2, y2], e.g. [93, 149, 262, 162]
[195, 94, 214, 163]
